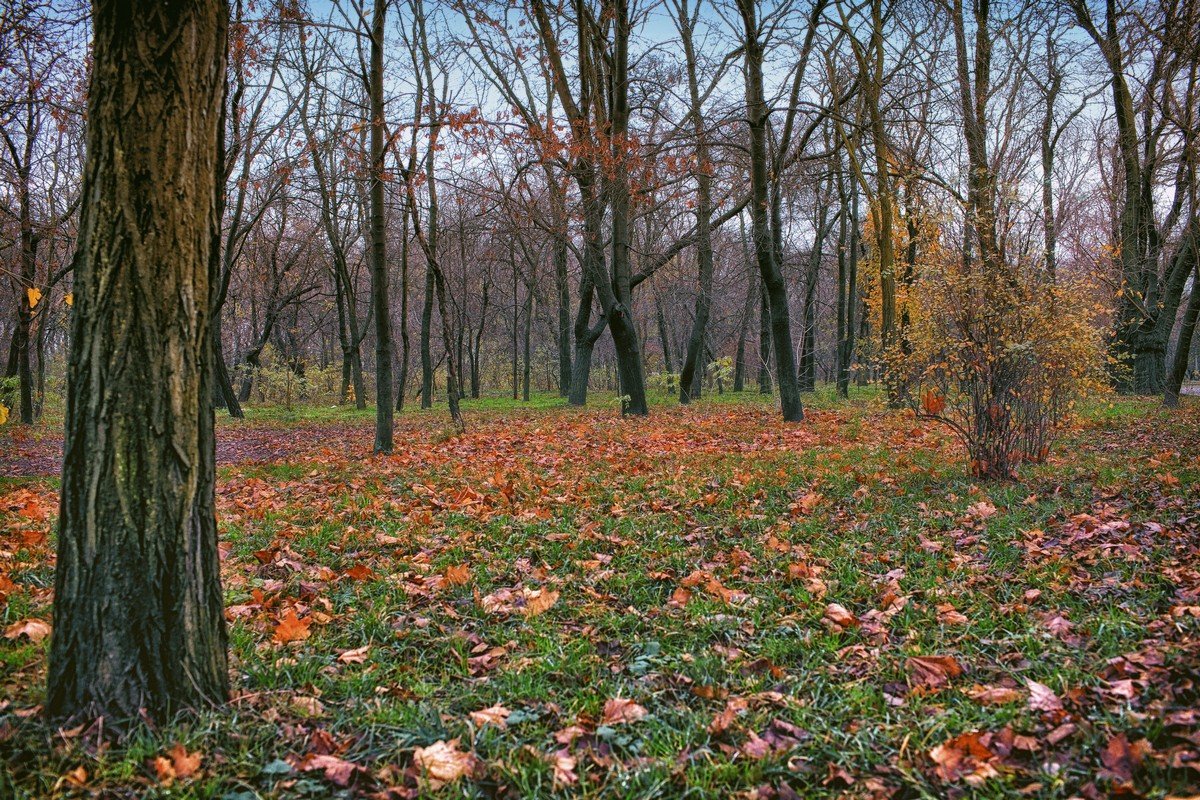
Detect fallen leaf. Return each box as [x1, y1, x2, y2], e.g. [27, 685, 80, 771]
[299, 753, 363, 787]
[412, 739, 476, 789]
[523, 588, 559, 617]
[907, 655, 964, 690]
[936, 603, 969, 625]
[602, 697, 648, 725]
[443, 563, 471, 585]
[1026, 679, 1063, 712]
[469, 703, 511, 728]
[930, 731, 999, 785]
[337, 645, 369, 664]
[153, 744, 202, 786]
[274, 610, 312, 644]
[4, 619, 51, 643]
[823, 603, 859, 629]
[1098, 733, 1151, 785]
[551, 749, 578, 786]
[967, 685, 1023, 706]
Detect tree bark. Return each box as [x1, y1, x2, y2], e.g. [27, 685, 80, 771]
[48, 0, 230, 724]
[738, 0, 803, 421]
[368, 0, 394, 453]
[1164, 264, 1199, 408]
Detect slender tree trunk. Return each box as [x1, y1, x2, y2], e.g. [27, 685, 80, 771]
[758, 278, 772, 394]
[733, 264, 756, 393]
[654, 289, 676, 394]
[800, 196, 830, 393]
[523, 287, 533, 401]
[553, 222, 572, 396]
[368, 1, 393, 453]
[397, 205, 411, 410]
[836, 173, 859, 398]
[15, 188, 36, 424]
[420, 263, 434, 408]
[49, 0, 229, 723]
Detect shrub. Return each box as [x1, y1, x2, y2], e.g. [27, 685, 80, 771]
[895, 256, 1107, 479]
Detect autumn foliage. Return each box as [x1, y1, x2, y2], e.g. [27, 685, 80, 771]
[896, 250, 1108, 478]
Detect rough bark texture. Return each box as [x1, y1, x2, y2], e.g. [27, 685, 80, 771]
[48, 0, 230, 724]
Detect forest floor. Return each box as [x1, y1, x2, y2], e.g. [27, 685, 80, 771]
[1, 389, 1198, 799]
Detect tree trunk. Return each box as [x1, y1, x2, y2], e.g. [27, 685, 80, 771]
[676, 0, 716, 406]
[1164, 267, 1199, 408]
[396, 205, 411, 410]
[522, 286, 533, 402]
[368, 1, 393, 453]
[553, 221, 572, 396]
[836, 173, 859, 398]
[420, 263, 435, 408]
[49, 0, 229, 724]
[15, 188, 36, 424]
[654, 289, 676, 394]
[738, 0, 802, 421]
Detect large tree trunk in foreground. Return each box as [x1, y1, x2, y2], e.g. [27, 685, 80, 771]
[48, 0, 230, 724]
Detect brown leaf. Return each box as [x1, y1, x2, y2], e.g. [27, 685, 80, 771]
[967, 685, 1023, 706]
[740, 731, 772, 760]
[443, 563, 471, 586]
[299, 753, 364, 788]
[1026, 679, 1063, 712]
[929, 731, 999, 785]
[936, 603, 969, 625]
[823, 603, 859, 629]
[273, 610, 312, 644]
[4, 619, 50, 643]
[1098, 733, 1151, 785]
[551, 749, 578, 787]
[337, 645, 369, 664]
[153, 744, 202, 786]
[907, 655, 964, 691]
[522, 588, 559, 617]
[601, 697, 648, 726]
[412, 739, 476, 789]
[469, 703, 511, 728]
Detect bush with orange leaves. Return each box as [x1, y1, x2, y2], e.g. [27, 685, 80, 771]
[892, 252, 1108, 479]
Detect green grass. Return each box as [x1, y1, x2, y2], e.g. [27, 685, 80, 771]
[1, 388, 1197, 798]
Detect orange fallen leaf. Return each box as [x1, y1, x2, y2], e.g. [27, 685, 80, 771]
[929, 731, 999, 785]
[823, 603, 859, 629]
[153, 743, 202, 786]
[274, 610, 312, 644]
[443, 563, 471, 585]
[522, 588, 559, 617]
